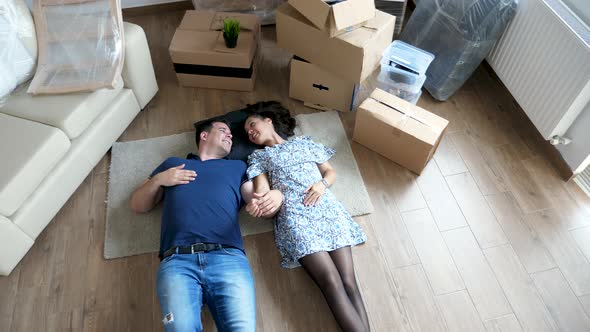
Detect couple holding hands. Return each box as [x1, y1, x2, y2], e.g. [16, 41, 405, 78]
[130, 102, 369, 332]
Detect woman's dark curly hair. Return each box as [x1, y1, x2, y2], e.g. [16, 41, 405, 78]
[245, 101, 296, 138]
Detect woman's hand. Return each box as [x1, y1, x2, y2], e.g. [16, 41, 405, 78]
[246, 190, 284, 218]
[303, 181, 326, 206]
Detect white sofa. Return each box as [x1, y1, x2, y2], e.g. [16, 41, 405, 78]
[0, 22, 158, 275]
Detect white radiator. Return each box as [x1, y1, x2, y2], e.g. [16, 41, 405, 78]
[487, 0, 590, 140]
[575, 166, 590, 197]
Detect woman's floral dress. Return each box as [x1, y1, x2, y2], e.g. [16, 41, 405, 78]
[247, 136, 366, 268]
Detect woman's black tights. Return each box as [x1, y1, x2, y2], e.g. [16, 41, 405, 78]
[299, 247, 370, 332]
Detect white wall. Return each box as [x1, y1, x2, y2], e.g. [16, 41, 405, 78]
[557, 102, 590, 174]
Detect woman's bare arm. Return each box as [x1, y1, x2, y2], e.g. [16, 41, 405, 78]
[303, 161, 336, 206]
[317, 161, 336, 186]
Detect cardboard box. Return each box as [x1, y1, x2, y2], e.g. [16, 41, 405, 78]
[289, 56, 359, 112]
[288, 0, 375, 37]
[276, 3, 394, 83]
[353, 88, 449, 174]
[169, 10, 260, 91]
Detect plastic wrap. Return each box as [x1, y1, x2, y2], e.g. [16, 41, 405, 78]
[27, 0, 124, 95]
[400, 0, 518, 101]
[0, 0, 37, 106]
[191, 0, 285, 25]
[375, 0, 407, 35]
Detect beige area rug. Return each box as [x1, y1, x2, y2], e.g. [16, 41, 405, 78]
[105, 111, 373, 259]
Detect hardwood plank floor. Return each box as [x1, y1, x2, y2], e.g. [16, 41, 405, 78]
[446, 172, 508, 248]
[353, 247, 412, 332]
[485, 144, 553, 213]
[485, 192, 557, 274]
[442, 227, 511, 320]
[523, 210, 590, 297]
[484, 314, 524, 332]
[484, 245, 558, 332]
[435, 290, 486, 332]
[392, 264, 447, 332]
[432, 134, 469, 177]
[580, 294, 590, 317]
[449, 130, 508, 195]
[530, 268, 590, 331]
[416, 161, 467, 231]
[571, 226, 590, 260]
[401, 209, 464, 295]
[2, 8, 590, 332]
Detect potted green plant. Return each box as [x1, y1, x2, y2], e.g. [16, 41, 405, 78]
[223, 18, 240, 49]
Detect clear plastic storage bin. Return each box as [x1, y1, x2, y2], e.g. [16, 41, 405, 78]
[376, 40, 434, 104]
[399, 0, 518, 101]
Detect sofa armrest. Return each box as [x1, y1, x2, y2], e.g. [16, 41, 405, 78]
[122, 22, 158, 109]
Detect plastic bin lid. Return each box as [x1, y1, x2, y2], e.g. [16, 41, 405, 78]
[382, 40, 435, 75]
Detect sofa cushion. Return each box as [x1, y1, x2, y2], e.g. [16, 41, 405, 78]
[11, 89, 140, 239]
[0, 77, 123, 139]
[0, 215, 34, 276]
[0, 113, 70, 216]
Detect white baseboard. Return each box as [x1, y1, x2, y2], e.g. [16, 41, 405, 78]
[122, 0, 185, 9]
[25, 0, 186, 10]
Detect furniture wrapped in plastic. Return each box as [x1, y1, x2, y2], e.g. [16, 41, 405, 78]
[0, 0, 37, 105]
[27, 0, 124, 95]
[400, 0, 518, 101]
[191, 0, 286, 25]
[375, 0, 407, 35]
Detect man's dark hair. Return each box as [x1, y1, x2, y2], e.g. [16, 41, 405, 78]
[194, 118, 229, 147]
[245, 101, 296, 138]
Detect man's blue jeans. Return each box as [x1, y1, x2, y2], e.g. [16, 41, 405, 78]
[156, 247, 256, 332]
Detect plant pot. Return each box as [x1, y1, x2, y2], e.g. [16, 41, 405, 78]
[223, 32, 238, 48]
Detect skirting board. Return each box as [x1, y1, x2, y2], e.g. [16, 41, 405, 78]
[122, 0, 184, 9]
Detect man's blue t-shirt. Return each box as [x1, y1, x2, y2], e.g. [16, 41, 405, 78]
[150, 154, 247, 258]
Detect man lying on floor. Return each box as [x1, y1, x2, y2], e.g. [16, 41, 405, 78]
[130, 116, 282, 332]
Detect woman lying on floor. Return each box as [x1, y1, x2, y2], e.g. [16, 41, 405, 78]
[243, 104, 370, 332]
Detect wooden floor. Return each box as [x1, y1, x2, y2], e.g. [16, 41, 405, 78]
[3, 9, 590, 332]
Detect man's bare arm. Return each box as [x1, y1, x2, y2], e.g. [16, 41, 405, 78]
[130, 178, 164, 213]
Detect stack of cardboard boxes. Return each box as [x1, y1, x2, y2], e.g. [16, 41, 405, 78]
[169, 11, 261, 91]
[166, 4, 449, 175]
[276, 0, 395, 112]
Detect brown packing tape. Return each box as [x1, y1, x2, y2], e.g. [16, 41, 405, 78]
[359, 90, 447, 146]
[369, 96, 426, 127]
[368, 88, 448, 133]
